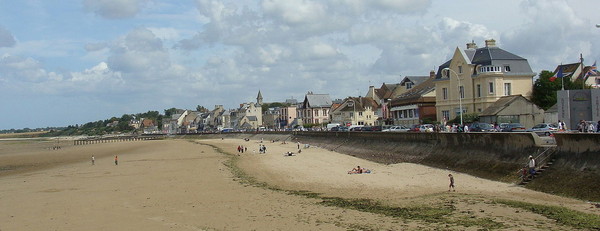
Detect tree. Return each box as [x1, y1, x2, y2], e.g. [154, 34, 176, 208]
[531, 70, 585, 110]
[164, 108, 178, 117]
[196, 105, 209, 113]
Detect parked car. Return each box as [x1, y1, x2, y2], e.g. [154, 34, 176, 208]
[338, 126, 349, 132]
[500, 123, 526, 132]
[330, 126, 340, 132]
[382, 125, 410, 132]
[418, 124, 434, 132]
[370, 126, 383, 132]
[469, 122, 496, 132]
[527, 123, 558, 136]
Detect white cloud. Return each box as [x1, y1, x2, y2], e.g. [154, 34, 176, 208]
[0, 26, 16, 47]
[106, 28, 170, 73]
[262, 0, 327, 25]
[83, 0, 149, 19]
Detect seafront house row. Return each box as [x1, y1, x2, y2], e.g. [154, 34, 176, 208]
[156, 39, 600, 134]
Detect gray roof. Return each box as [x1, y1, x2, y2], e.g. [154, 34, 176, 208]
[479, 95, 539, 116]
[436, 45, 533, 79]
[401, 76, 429, 87]
[302, 94, 332, 108]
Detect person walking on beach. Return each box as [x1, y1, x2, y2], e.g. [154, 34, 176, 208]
[114, 155, 118, 166]
[297, 142, 300, 149]
[448, 174, 455, 192]
[91, 155, 95, 165]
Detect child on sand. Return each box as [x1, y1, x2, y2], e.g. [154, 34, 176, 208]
[448, 174, 455, 191]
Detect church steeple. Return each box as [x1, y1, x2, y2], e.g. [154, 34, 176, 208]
[257, 90, 263, 105]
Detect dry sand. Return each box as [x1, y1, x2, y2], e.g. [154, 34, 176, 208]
[0, 138, 598, 230]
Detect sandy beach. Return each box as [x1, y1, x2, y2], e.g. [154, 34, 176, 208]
[0, 138, 598, 230]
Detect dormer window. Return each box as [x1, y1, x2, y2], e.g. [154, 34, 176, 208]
[406, 82, 413, 89]
[458, 66, 463, 74]
[504, 65, 511, 72]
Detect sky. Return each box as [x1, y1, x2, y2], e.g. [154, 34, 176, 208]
[1, 0, 599, 130]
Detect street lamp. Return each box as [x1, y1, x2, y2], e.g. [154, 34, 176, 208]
[443, 68, 463, 126]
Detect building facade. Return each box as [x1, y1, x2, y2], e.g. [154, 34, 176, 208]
[434, 39, 536, 123]
[298, 92, 332, 125]
[330, 97, 379, 126]
[390, 71, 437, 126]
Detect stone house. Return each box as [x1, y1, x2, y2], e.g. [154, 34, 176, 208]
[434, 39, 536, 123]
[298, 92, 332, 125]
[330, 97, 379, 126]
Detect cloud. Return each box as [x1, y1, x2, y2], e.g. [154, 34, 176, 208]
[501, 0, 598, 70]
[83, 0, 149, 19]
[0, 26, 16, 47]
[106, 28, 170, 73]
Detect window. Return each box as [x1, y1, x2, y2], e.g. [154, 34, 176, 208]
[504, 83, 512, 96]
[409, 110, 414, 118]
[442, 110, 450, 121]
[314, 110, 319, 116]
[323, 109, 327, 116]
[359, 112, 363, 116]
[442, 88, 448, 100]
[458, 66, 463, 74]
[406, 82, 413, 89]
[476, 84, 481, 98]
[489, 82, 494, 94]
[459, 86, 464, 99]
[504, 65, 511, 72]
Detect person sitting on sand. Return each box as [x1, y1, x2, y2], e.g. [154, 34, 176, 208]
[348, 166, 371, 174]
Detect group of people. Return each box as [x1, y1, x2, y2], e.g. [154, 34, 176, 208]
[258, 144, 267, 153]
[575, 120, 599, 133]
[236, 145, 248, 153]
[89, 155, 119, 166]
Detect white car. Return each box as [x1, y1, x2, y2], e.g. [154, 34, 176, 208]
[382, 125, 410, 132]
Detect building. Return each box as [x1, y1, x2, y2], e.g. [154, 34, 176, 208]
[278, 105, 297, 129]
[236, 102, 262, 129]
[389, 71, 437, 126]
[262, 107, 280, 129]
[478, 95, 544, 128]
[330, 97, 379, 126]
[552, 58, 600, 88]
[434, 39, 536, 123]
[298, 92, 333, 125]
[557, 89, 600, 129]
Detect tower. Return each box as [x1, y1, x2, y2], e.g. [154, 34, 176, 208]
[257, 90, 263, 106]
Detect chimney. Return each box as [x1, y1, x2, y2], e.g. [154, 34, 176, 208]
[485, 39, 496, 47]
[466, 40, 477, 49]
[429, 70, 436, 79]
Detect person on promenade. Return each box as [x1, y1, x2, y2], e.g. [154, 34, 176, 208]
[297, 142, 300, 149]
[114, 155, 118, 166]
[528, 155, 535, 179]
[448, 174, 455, 192]
[91, 155, 95, 165]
